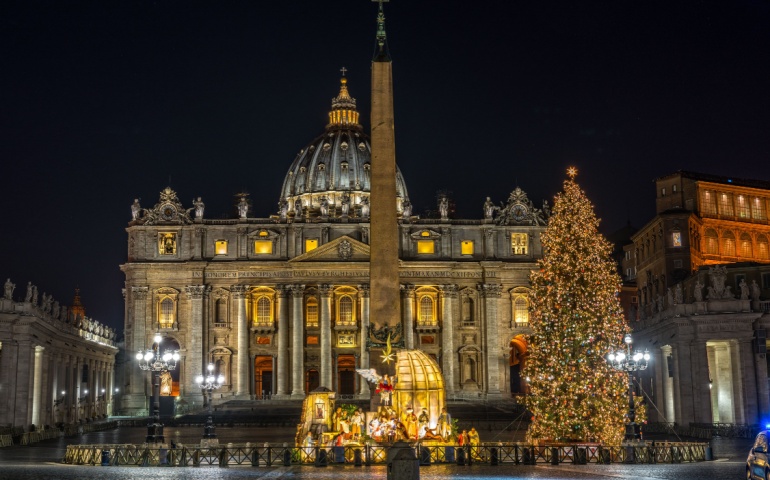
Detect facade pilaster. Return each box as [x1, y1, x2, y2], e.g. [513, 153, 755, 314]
[479, 283, 502, 398]
[231, 284, 250, 397]
[358, 284, 370, 395]
[123, 286, 148, 414]
[401, 285, 415, 349]
[275, 286, 289, 396]
[290, 284, 306, 398]
[185, 284, 206, 404]
[735, 338, 754, 424]
[440, 285, 457, 393]
[319, 284, 333, 389]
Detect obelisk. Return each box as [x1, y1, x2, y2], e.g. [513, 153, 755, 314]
[369, 0, 400, 330]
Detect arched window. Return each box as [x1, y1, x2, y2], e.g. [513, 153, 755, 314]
[159, 298, 174, 328]
[215, 298, 227, 326]
[740, 233, 753, 258]
[758, 235, 769, 260]
[418, 296, 435, 326]
[338, 296, 354, 326]
[514, 297, 529, 325]
[704, 229, 719, 255]
[306, 297, 318, 328]
[255, 297, 272, 326]
[462, 297, 475, 326]
[722, 231, 736, 257]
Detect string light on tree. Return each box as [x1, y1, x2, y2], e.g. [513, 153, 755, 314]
[525, 167, 638, 445]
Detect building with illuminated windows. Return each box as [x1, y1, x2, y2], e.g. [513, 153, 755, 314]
[624, 170, 770, 427]
[119, 72, 550, 416]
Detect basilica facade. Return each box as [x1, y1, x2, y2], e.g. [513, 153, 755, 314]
[120, 76, 549, 415]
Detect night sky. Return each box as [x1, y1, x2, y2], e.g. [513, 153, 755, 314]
[2, 1, 769, 331]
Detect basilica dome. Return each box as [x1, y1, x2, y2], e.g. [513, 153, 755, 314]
[279, 76, 410, 219]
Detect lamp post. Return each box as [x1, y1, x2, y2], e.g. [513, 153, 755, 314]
[195, 363, 225, 446]
[136, 333, 180, 444]
[607, 333, 650, 444]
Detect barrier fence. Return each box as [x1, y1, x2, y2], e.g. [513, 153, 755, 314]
[63, 442, 708, 467]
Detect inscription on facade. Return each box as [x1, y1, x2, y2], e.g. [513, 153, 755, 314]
[193, 270, 493, 279]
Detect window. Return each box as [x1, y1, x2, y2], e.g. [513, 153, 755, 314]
[672, 184, 677, 193]
[740, 233, 753, 257]
[255, 297, 272, 326]
[215, 298, 227, 326]
[722, 231, 736, 256]
[753, 197, 767, 220]
[718, 192, 734, 217]
[417, 240, 435, 254]
[661, 187, 666, 196]
[215, 240, 228, 255]
[418, 296, 436, 326]
[511, 233, 528, 255]
[305, 239, 319, 252]
[462, 297, 475, 326]
[758, 235, 769, 260]
[256, 336, 271, 345]
[337, 296, 354, 326]
[511, 287, 529, 326]
[672, 231, 682, 247]
[255, 240, 273, 254]
[159, 233, 177, 255]
[306, 298, 318, 328]
[704, 229, 718, 255]
[701, 190, 717, 215]
[736, 195, 750, 219]
[461, 240, 474, 255]
[420, 335, 435, 345]
[159, 298, 174, 328]
[306, 335, 319, 345]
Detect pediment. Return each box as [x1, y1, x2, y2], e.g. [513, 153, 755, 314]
[289, 235, 370, 263]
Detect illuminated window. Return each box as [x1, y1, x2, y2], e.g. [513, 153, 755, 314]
[722, 231, 736, 256]
[215, 240, 228, 255]
[159, 298, 175, 329]
[306, 298, 318, 328]
[417, 240, 435, 254]
[511, 287, 530, 326]
[337, 296, 354, 326]
[258, 230, 269, 237]
[461, 240, 474, 255]
[255, 297, 272, 326]
[511, 233, 528, 255]
[672, 184, 677, 193]
[701, 190, 717, 215]
[418, 296, 436, 326]
[661, 187, 666, 196]
[672, 232, 682, 247]
[736, 195, 750, 219]
[420, 231, 431, 237]
[753, 197, 767, 220]
[159, 233, 177, 255]
[740, 233, 753, 257]
[718, 192, 734, 217]
[758, 235, 769, 260]
[255, 240, 273, 254]
[305, 238, 319, 252]
[704, 229, 718, 255]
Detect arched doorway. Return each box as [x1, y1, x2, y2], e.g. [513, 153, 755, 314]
[254, 356, 273, 399]
[509, 336, 528, 395]
[306, 369, 319, 393]
[337, 355, 356, 395]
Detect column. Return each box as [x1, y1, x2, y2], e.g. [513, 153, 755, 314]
[358, 284, 370, 395]
[185, 285, 206, 404]
[290, 284, 306, 398]
[440, 285, 457, 393]
[401, 285, 415, 349]
[319, 284, 333, 389]
[232, 285, 250, 397]
[479, 283, 503, 399]
[754, 339, 770, 423]
[275, 286, 289, 397]
[735, 338, 754, 424]
[124, 286, 149, 414]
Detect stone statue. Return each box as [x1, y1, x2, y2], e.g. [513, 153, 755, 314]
[739, 279, 749, 300]
[360, 197, 370, 219]
[340, 193, 350, 216]
[294, 198, 302, 216]
[279, 200, 288, 221]
[4, 278, 14, 300]
[31, 285, 38, 305]
[42, 293, 52, 313]
[131, 199, 141, 221]
[52, 301, 60, 319]
[707, 286, 717, 300]
[402, 199, 412, 219]
[192, 197, 205, 219]
[693, 280, 704, 302]
[543, 200, 551, 218]
[708, 265, 731, 299]
[656, 294, 663, 313]
[751, 280, 761, 301]
[25, 282, 32, 302]
[237, 197, 249, 219]
[438, 196, 449, 220]
[319, 196, 329, 216]
[674, 283, 683, 304]
[483, 197, 495, 219]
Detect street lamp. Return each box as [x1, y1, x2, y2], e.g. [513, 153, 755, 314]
[54, 391, 66, 407]
[195, 363, 225, 446]
[136, 333, 180, 444]
[607, 333, 650, 445]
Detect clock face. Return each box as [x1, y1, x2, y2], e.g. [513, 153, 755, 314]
[512, 204, 528, 222]
[160, 204, 175, 221]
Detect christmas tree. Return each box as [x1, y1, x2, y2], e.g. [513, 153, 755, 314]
[525, 168, 630, 445]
